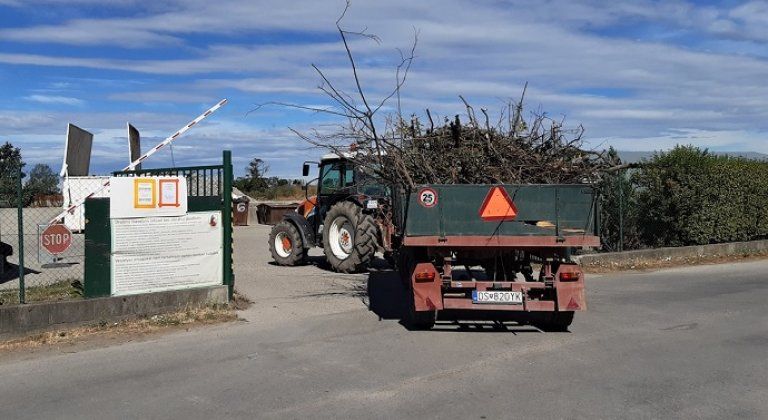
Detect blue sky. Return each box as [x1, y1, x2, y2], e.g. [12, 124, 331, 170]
[1, 0, 767, 177]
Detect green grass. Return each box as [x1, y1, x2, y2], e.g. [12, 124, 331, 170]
[0, 279, 82, 305]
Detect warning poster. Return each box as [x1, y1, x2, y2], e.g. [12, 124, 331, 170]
[109, 176, 187, 219]
[110, 211, 222, 296]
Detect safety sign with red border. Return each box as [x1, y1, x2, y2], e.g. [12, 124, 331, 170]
[417, 187, 438, 208]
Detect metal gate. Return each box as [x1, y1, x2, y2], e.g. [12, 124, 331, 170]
[83, 150, 234, 299]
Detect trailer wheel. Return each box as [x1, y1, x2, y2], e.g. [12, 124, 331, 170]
[399, 247, 436, 330]
[533, 311, 574, 332]
[268, 221, 307, 266]
[322, 201, 377, 273]
[403, 291, 436, 330]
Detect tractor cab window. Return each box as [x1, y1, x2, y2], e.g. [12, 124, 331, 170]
[355, 165, 389, 197]
[344, 167, 355, 187]
[319, 162, 343, 195]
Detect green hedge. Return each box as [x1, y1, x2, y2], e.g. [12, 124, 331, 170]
[632, 146, 768, 247]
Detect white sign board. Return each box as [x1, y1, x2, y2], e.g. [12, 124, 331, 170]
[109, 176, 188, 219]
[63, 176, 110, 232]
[110, 211, 222, 296]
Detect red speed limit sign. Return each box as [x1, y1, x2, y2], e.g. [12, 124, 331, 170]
[40, 224, 72, 255]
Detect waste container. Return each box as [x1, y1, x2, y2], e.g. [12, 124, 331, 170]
[256, 203, 299, 225]
[233, 197, 250, 226]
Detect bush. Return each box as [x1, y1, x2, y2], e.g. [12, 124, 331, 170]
[599, 167, 640, 251]
[633, 146, 768, 247]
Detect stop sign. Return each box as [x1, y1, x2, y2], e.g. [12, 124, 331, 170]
[40, 224, 72, 255]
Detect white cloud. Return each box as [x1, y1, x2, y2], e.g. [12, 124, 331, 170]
[596, 128, 768, 153]
[108, 91, 215, 103]
[23, 95, 84, 106]
[2, 0, 768, 172]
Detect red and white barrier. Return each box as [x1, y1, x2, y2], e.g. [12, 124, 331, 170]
[48, 98, 228, 225]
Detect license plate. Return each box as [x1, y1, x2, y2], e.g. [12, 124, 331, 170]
[472, 290, 523, 304]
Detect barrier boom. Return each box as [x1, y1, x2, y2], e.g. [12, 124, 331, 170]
[49, 98, 228, 225]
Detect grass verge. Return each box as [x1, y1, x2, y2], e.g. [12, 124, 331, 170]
[0, 303, 237, 352]
[0, 279, 81, 305]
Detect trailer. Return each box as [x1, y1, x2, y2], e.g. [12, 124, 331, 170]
[394, 184, 599, 330]
[269, 154, 599, 331]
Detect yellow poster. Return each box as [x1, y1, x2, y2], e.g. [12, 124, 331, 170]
[133, 178, 156, 208]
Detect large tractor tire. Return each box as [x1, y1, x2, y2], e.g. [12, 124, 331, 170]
[322, 201, 377, 273]
[268, 221, 307, 266]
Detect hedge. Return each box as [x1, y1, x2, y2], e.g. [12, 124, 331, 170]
[631, 146, 768, 247]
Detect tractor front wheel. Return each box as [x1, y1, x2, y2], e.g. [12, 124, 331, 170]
[268, 221, 307, 266]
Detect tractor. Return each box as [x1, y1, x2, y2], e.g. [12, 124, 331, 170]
[269, 154, 599, 330]
[268, 153, 394, 273]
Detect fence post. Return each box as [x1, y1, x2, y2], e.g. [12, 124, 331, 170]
[618, 168, 624, 252]
[16, 163, 25, 304]
[222, 150, 234, 300]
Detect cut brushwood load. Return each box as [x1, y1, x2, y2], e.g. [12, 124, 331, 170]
[297, 91, 620, 190]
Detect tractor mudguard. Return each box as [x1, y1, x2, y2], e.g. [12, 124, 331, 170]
[282, 213, 316, 247]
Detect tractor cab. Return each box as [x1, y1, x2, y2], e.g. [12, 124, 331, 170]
[304, 153, 388, 201]
[302, 153, 389, 240]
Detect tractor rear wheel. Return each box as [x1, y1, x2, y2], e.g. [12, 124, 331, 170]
[268, 221, 307, 266]
[322, 201, 377, 273]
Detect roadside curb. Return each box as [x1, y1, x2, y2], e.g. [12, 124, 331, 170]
[0, 285, 228, 339]
[575, 239, 768, 268]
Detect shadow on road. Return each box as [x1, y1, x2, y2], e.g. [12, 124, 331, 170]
[268, 255, 391, 273]
[367, 269, 407, 320]
[0, 263, 41, 284]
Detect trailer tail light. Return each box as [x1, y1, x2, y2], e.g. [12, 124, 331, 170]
[559, 271, 580, 282]
[415, 271, 436, 282]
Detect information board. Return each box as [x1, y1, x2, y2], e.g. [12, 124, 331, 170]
[110, 211, 222, 296]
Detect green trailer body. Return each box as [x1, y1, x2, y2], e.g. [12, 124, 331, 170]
[401, 184, 598, 242]
[394, 184, 599, 331]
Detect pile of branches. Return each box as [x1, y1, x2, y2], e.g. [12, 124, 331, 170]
[347, 95, 618, 189]
[258, 1, 619, 190]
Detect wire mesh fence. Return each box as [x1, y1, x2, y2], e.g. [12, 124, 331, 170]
[0, 164, 83, 304]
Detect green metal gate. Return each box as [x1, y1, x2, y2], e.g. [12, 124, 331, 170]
[83, 150, 234, 299]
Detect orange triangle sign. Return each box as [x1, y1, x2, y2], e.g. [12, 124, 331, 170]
[479, 186, 518, 221]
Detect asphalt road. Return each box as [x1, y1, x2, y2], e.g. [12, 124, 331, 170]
[0, 225, 766, 419]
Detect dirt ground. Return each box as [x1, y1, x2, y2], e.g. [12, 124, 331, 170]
[232, 223, 385, 325]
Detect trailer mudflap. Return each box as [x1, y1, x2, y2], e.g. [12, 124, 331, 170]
[411, 262, 443, 311]
[555, 264, 587, 311]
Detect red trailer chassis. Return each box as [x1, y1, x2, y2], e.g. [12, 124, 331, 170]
[400, 235, 597, 329]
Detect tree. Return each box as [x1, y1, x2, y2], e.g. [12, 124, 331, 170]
[247, 158, 269, 179]
[24, 164, 60, 204]
[234, 157, 269, 193]
[0, 142, 24, 202]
